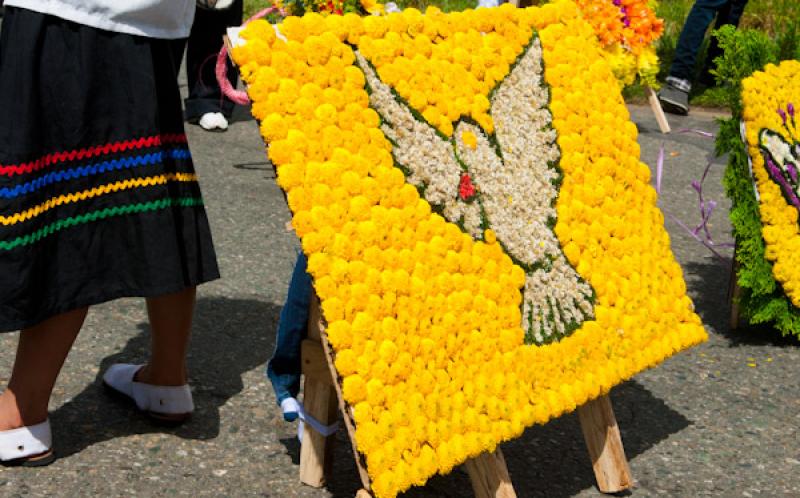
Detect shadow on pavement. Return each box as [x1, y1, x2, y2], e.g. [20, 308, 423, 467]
[684, 258, 733, 337]
[684, 259, 800, 347]
[307, 380, 691, 498]
[49, 296, 279, 458]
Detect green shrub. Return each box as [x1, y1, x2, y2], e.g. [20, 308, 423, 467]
[709, 25, 778, 113]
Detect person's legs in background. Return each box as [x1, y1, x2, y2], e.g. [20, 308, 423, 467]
[659, 0, 732, 115]
[184, 0, 244, 131]
[697, 0, 749, 86]
[267, 251, 312, 421]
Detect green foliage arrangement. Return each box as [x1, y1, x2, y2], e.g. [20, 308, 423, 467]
[715, 25, 800, 335]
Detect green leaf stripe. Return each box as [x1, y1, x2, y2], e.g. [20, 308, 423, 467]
[0, 197, 204, 251]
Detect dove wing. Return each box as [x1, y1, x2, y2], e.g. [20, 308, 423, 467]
[456, 36, 561, 267]
[354, 52, 468, 219]
[453, 36, 595, 343]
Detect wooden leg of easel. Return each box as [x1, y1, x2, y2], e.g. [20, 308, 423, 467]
[303, 294, 374, 493]
[645, 85, 671, 134]
[464, 448, 517, 498]
[578, 395, 633, 494]
[299, 376, 339, 487]
[728, 257, 741, 331]
[299, 296, 339, 488]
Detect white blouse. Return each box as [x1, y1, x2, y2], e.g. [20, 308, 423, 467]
[4, 0, 196, 39]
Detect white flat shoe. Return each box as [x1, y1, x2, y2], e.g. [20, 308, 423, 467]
[103, 364, 194, 425]
[0, 420, 54, 467]
[197, 0, 235, 9]
[198, 112, 229, 132]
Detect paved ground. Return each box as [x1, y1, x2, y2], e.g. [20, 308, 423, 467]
[2, 81, 800, 498]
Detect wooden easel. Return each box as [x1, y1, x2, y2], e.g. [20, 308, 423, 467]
[645, 86, 672, 134]
[298, 295, 633, 497]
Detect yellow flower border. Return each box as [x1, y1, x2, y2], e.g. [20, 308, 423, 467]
[233, 3, 706, 497]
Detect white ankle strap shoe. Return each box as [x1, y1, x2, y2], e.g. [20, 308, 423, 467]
[0, 420, 54, 466]
[103, 364, 193, 424]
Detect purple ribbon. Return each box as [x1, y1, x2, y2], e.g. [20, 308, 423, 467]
[676, 128, 715, 138]
[656, 129, 735, 261]
[656, 143, 664, 195]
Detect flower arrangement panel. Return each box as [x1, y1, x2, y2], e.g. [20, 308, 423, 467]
[731, 60, 800, 332]
[232, 3, 706, 497]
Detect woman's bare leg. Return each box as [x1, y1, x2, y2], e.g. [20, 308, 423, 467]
[0, 307, 88, 431]
[136, 287, 196, 386]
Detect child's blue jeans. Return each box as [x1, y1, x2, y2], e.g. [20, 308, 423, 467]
[267, 251, 311, 405]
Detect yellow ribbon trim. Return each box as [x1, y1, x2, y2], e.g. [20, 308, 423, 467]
[0, 173, 198, 226]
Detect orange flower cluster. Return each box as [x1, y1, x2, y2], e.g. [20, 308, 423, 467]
[575, 0, 663, 54]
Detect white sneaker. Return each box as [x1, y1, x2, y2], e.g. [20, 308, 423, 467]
[198, 112, 229, 132]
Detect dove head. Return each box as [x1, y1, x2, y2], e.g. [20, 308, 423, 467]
[760, 121, 800, 209]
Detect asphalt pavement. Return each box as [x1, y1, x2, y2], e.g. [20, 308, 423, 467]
[1, 85, 799, 497]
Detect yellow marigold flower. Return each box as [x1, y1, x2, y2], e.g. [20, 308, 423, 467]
[326, 318, 353, 349]
[342, 374, 367, 404]
[366, 378, 385, 406]
[334, 348, 358, 376]
[357, 421, 383, 456]
[314, 103, 337, 125]
[461, 130, 478, 150]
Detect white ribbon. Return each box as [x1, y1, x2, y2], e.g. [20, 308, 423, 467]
[281, 397, 340, 439]
[384, 2, 402, 13]
[740, 120, 760, 201]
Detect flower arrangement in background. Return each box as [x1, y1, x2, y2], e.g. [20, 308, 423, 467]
[574, 0, 663, 87]
[275, 0, 383, 16]
[232, 2, 706, 496]
[725, 60, 800, 335]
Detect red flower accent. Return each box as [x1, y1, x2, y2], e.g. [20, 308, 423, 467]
[459, 173, 476, 201]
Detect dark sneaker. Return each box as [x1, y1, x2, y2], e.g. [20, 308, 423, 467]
[658, 83, 690, 116]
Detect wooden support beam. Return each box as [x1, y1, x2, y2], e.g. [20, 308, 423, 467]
[299, 296, 338, 487]
[301, 339, 333, 386]
[645, 85, 671, 134]
[728, 257, 742, 331]
[314, 296, 373, 491]
[577, 395, 633, 494]
[299, 375, 339, 487]
[463, 448, 517, 498]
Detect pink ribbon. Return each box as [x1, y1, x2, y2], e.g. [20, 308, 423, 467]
[216, 6, 286, 106]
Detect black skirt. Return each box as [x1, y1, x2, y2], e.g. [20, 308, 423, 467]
[0, 7, 220, 331]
